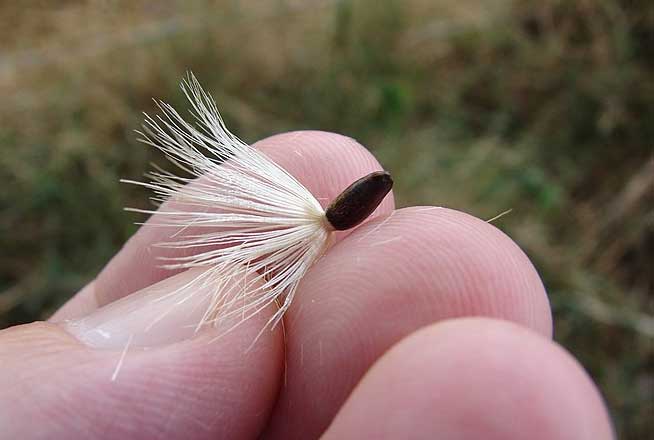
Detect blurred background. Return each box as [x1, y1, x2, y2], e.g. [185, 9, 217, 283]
[0, 0, 651, 437]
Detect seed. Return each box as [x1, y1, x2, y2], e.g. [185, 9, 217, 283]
[325, 171, 393, 231]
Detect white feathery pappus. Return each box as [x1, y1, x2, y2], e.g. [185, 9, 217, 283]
[122, 73, 393, 342]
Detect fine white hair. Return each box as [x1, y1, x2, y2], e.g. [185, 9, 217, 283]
[123, 73, 331, 341]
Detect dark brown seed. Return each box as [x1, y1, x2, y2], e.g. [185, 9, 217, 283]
[325, 171, 393, 231]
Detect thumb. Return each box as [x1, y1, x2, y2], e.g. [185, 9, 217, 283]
[0, 269, 283, 440]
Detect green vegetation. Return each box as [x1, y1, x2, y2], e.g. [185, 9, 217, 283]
[0, 1, 651, 437]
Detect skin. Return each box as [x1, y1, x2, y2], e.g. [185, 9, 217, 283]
[0, 131, 614, 439]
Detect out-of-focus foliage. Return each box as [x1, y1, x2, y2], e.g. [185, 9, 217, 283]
[0, 1, 651, 437]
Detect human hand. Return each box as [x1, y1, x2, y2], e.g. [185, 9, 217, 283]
[0, 131, 614, 439]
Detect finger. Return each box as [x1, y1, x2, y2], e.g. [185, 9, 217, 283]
[2, 268, 283, 439]
[265, 207, 552, 438]
[323, 318, 614, 440]
[52, 131, 394, 321]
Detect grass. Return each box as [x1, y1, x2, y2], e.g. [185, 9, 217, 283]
[0, 0, 652, 437]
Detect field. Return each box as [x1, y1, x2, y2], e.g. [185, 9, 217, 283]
[0, 1, 651, 438]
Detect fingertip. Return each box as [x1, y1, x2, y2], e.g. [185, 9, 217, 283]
[341, 206, 552, 336]
[406, 206, 552, 335]
[324, 318, 614, 440]
[256, 130, 395, 215]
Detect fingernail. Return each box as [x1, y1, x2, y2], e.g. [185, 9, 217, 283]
[66, 267, 228, 349]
